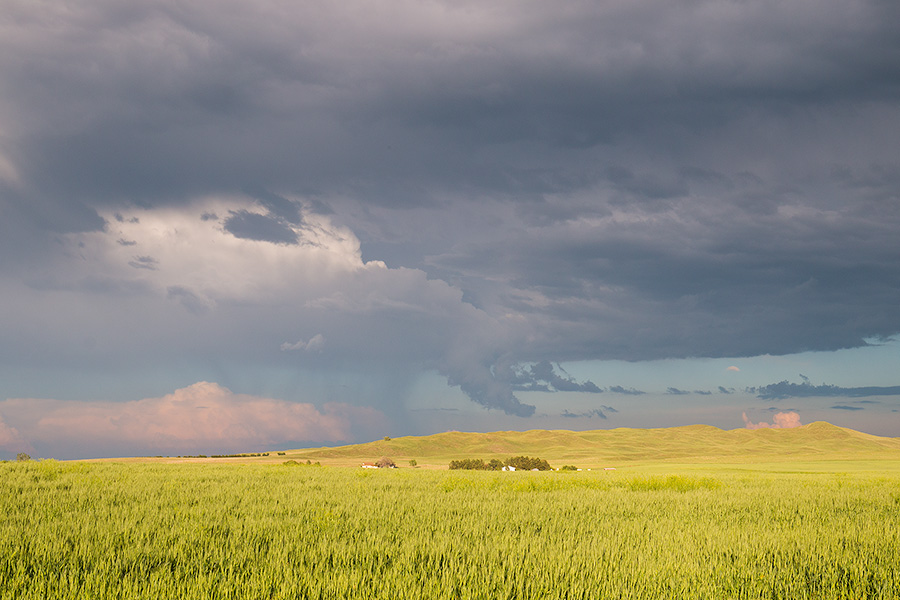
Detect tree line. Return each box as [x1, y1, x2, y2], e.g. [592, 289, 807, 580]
[448, 456, 552, 471]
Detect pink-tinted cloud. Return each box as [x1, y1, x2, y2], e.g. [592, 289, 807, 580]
[0, 382, 385, 458]
[742, 411, 802, 430]
[726, 366, 740, 372]
[0, 414, 27, 453]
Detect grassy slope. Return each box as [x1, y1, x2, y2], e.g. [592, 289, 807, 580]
[287, 422, 900, 468]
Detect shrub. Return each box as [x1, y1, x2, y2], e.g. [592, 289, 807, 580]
[409, 459, 417, 467]
[16, 453, 32, 462]
[559, 465, 578, 471]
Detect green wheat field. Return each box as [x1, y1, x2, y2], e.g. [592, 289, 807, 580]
[3, 422, 899, 599]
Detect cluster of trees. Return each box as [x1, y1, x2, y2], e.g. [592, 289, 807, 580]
[449, 458, 505, 471]
[448, 456, 552, 471]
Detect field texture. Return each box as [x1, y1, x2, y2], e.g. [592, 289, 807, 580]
[2, 460, 899, 599]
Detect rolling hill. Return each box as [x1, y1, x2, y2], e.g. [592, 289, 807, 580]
[288, 422, 900, 467]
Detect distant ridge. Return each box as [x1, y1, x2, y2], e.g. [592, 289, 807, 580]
[294, 422, 900, 466]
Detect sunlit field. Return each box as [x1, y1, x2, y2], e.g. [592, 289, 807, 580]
[2, 459, 898, 599]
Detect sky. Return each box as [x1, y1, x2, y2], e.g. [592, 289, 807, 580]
[1, 0, 899, 459]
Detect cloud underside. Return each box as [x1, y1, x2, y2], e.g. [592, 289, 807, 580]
[1, 0, 900, 418]
[0, 382, 384, 456]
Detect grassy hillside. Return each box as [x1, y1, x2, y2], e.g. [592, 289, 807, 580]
[288, 422, 900, 468]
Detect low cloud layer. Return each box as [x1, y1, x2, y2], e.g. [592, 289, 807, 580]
[609, 386, 646, 396]
[742, 411, 803, 430]
[0, 382, 385, 458]
[755, 380, 900, 400]
[560, 407, 617, 420]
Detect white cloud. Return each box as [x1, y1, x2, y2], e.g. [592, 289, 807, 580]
[281, 333, 326, 353]
[76, 197, 367, 306]
[305, 333, 326, 352]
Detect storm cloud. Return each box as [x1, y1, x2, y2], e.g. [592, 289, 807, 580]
[2, 0, 900, 444]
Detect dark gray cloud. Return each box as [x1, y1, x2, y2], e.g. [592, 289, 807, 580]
[831, 405, 864, 411]
[667, 387, 690, 395]
[2, 0, 900, 421]
[449, 372, 535, 418]
[560, 407, 615, 420]
[756, 380, 900, 400]
[505, 360, 603, 393]
[242, 188, 303, 224]
[223, 210, 299, 245]
[609, 386, 645, 396]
